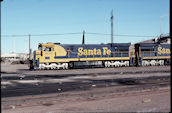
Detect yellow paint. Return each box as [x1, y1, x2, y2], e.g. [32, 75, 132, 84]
[88, 49, 94, 55]
[34, 43, 67, 61]
[39, 57, 130, 63]
[158, 46, 171, 55]
[77, 47, 112, 56]
[102, 47, 111, 55]
[142, 56, 170, 59]
[41, 43, 54, 47]
[54, 45, 67, 56]
[142, 51, 154, 53]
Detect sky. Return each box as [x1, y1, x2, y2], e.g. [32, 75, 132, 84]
[1, 0, 170, 54]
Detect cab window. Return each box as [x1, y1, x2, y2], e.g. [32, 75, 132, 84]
[38, 45, 42, 50]
[44, 47, 54, 52]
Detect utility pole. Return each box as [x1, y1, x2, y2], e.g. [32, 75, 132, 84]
[160, 16, 162, 36]
[160, 15, 167, 37]
[0, 0, 2, 60]
[170, 0, 172, 37]
[29, 34, 31, 59]
[111, 10, 114, 43]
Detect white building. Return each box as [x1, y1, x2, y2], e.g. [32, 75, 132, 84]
[1, 52, 29, 62]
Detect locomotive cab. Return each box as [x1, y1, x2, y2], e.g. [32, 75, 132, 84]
[30, 43, 68, 69]
[32, 43, 55, 69]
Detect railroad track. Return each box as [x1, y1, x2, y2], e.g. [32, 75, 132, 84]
[1, 71, 170, 98]
[1, 75, 170, 110]
[1, 69, 170, 80]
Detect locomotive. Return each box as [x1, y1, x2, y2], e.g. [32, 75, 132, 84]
[135, 43, 170, 66]
[29, 37, 170, 70]
[29, 42, 131, 69]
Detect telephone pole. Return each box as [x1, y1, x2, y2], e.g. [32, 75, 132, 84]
[111, 10, 114, 43]
[0, 0, 2, 59]
[29, 34, 31, 59]
[160, 16, 162, 36]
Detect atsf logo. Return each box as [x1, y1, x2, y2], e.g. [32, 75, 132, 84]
[78, 47, 111, 56]
[158, 46, 170, 55]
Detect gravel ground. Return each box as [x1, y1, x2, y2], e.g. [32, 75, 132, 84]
[2, 87, 170, 113]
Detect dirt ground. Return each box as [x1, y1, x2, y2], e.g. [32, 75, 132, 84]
[2, 86, 170, 113]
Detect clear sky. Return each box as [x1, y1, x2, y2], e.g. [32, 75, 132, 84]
[1, 0, 169, 54]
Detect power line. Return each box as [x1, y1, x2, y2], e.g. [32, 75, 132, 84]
[1, 32, 83, 37]
[85, 32, 110, 36]
[1, 35, 29, 37]
[31, 32, 83, 36]
[1, 32, 167, 38]
[86, 32, 157, 37]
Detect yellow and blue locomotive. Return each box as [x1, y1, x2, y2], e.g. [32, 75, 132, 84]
[30, 42, 131, 69]
[135, 43, 171, 66]
[29, 35, 170, 70]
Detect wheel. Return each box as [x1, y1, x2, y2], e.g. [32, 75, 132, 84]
[69, 62, 74, 69]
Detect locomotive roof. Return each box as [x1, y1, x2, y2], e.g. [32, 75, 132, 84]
[135, 43, 170, 46]
[55, 43, 131, 46]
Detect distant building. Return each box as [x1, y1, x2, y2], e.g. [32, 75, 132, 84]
[1, 52, 29, 62]
[18, 53, 29, 60]
[1, 52, 20, 59]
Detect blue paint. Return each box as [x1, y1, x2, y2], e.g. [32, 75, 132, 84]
[45, 57, 50, 59]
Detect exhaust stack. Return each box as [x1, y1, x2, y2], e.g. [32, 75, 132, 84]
[82, 30, 85, 44]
